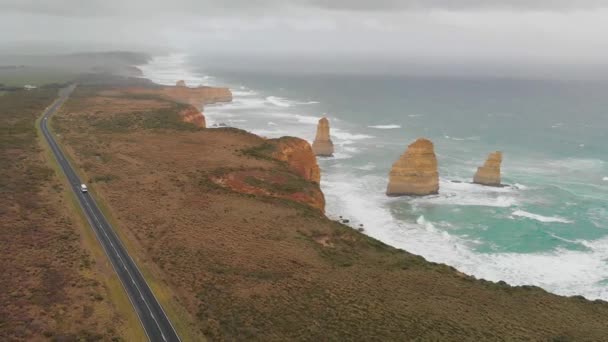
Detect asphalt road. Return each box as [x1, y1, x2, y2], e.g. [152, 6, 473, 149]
[40, 85, 181, 342]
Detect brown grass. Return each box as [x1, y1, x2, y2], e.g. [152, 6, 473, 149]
[0, 89, 135, 341]
[53, 84, 608, 341]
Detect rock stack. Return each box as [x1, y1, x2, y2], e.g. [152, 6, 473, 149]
[386, 138, 439, 196]
[176, 80, 187, 87]
[312, 117, 334, 156]
[473, 152, 502, 186]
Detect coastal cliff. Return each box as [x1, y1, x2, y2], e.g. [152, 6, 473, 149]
[474, 151, 503, 186]
[387, 138, 439, 196]
[161, 83, 232, 111]
[268, 137, 321, 184]
[312, 117, 334, 156]
[179, 106, 206, 128]
[124, 80, 232, 111]
[211, 169, 325, 212]
[50, 77, 608, 342]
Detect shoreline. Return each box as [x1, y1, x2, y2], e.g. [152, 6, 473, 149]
[45, 67, 608, 340]
[136, 54, 608, 302]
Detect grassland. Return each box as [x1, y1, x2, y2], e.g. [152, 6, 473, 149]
[0, 89, 125, 341]
[0, 66, 77, 87]
[0, 88, 143, 340]
[53, 83, 608, 341]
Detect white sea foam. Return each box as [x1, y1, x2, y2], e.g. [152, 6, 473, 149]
[252, 129, 291, 138]
[266, 96, 292, 107]
[323, 172, 608, 301]
[548, 233, 580, 245]
[232, 89, 258, 96]
[355, 163, 376, 171]
[332, 128, 374, 140]
[444, 135, 481, 141]
[137, 54, 221, 87]
[512, 210, 573, 224]
[513, 183, 529, 190]
[410, 179, 518, 208]
[331, 152, 353, 160]
[368, 124, 401, 129]
[264, 96, 320, 108]
[269, 113, 320, 125]
[343, 146, 360, 153]
[521, 158, 605, 175]
[142, 53, 608, 302]
[603, 177, 608, 181]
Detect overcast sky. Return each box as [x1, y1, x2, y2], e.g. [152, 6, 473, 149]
[2, 0, 608, 78]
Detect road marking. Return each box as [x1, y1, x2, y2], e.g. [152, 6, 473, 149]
[42, 89, 181, 341]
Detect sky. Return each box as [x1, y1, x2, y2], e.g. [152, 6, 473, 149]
[2, 0, 608, 78]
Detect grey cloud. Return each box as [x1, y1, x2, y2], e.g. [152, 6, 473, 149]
[308, 0, 608, 11]
[2, 0, 607, 17]
[0, 0, 286, 17]
[2, 0, 608, 79]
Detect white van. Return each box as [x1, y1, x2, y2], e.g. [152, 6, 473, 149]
[80, 184, 88, 193]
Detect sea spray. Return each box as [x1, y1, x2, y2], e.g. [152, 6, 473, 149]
[141, 54, 608, 301]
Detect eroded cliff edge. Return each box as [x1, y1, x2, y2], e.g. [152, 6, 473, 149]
[212, 135, 325, 212]
[52, 79, 608, 342]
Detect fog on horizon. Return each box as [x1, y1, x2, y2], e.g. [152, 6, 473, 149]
[2, 0, 608, 79]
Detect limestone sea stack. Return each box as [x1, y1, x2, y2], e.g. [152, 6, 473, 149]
[386, 138, 439, 196]
[473, 151, 503, 186]
[312, 117, 334, 156]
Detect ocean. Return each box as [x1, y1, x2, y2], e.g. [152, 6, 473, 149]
[139, 54, 608, 301]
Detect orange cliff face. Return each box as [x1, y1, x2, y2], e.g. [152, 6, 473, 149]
[268, 137, 321, 184]
[179, 106, 206, 128]
[210, 135, 325, 212]
[212, 169, 325, 213]
[124, 80, 232, 112]
[162, 85, 232, 111]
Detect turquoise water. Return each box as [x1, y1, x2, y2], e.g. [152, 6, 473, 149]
[140, 55, 608, 300]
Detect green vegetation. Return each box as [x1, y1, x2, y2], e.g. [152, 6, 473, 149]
[51, 85, 209, 342]
[0, 88, 126, 340]
[241, 141, 277, 161]
[243, 170, 316, 196]
[48, 80, 608, 342]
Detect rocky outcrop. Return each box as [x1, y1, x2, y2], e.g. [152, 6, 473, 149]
[386, 138, 439, 196]
[179, 106, 206, 128]
[312, 117, 334, 156]
[473, 152, 503, 186]
[125, 81, 232, 111]
[162, 85, 232, 111]
[269, 137, 321, 184]
[211, 169, 325, 212]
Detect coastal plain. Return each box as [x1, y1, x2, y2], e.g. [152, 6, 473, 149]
[49, 78, 608, 341]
